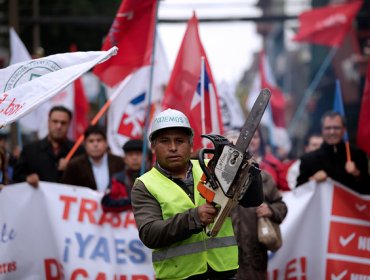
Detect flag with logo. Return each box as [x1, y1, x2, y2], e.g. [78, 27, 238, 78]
[0, 47, 117, 127]
[357, 62, 370, 157]
[247, 51, 291, 153]
[293, 1, 363, 47]
[161, 13, 224, 151]
[107, 36, 169, 156]
[9, 29, 91, 138]
[93, 0, 157, 87]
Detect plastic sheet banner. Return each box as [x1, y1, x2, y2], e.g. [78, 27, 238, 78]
[0, 182, 154, 280]
[268, 180, 370, 280]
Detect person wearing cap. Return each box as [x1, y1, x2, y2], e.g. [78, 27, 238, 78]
[101, 139, 152, 212]
[131, 109, 264, 279]
[61, 125, 124, 191]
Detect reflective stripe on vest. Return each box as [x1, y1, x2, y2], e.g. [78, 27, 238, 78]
[138, 160, 238, 279]
[152, 235, 236, 262]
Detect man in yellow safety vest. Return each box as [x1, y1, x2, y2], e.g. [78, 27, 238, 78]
[132, 108, 264, 279]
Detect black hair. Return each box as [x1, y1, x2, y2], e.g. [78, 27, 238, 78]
[84, 125, 106, 140]
[321, 111, 346, 127]
[48, 106, 72, 121]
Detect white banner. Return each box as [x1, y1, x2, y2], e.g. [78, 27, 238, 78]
[268, 180, 370, 279]
[0, 47, 117, 127]
[0, 182, 154, 280]
[1, 180, 369, 279]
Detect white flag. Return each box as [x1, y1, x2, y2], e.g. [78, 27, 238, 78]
[106, 37, 169, 156]
[218, 81, 245, 132]
[9, 27, 74, 136]
[0, 47, 117, 127]
[9, 27, 32, 65]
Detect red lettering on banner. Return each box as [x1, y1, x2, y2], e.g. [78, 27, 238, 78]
[96, 272, 107, 280]
[0, 94, 25, 116]
[60, 195, 78, 220]
[44, 258, 64, 280]
[58, 195, 137, 228]
[284, 257, 307, 280]
[0, 261, 17, 274]
[331, 185, 370, 221]
[79, 198, 98, 223]
[132, 276, 149, 280]
[267, 269, 279, 280]
[328, 221, 370, 259]
[326, 259, 370, 279]
[66, 269, 152, 280]
[71, 268, 88, 279]
[98, 212, 122, 227]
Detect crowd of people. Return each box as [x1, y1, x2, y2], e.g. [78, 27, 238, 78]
[0, 105, 369, 279]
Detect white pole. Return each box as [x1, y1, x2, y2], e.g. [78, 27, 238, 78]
[200, 56, 206, 144]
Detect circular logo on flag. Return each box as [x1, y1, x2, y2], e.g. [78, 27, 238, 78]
[4, 59, 61, 92]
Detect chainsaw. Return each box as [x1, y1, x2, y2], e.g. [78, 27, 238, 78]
[197, 88, 271, 237]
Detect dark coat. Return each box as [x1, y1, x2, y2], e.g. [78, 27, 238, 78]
[61, 153, 124, 190]
[13, 137, 83, 183]
[297, 141, 370, 194]
[231, 171, 287, 280]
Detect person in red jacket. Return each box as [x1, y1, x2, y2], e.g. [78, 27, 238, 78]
[247, 128, 291, 191]
[101, 139, 152, 212]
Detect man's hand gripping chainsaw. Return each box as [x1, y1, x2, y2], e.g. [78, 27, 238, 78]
[196, 89, 271, 237]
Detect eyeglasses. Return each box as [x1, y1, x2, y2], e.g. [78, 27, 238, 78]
[323, 126, 342, 131]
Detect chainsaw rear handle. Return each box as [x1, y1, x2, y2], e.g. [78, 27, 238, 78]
[198, 148, 219, 190]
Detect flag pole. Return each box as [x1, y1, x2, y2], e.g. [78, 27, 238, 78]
[200, 56, 206, 147]
[334, 79, 352, 162]
[140, 0, 159, 175]
[288, 47, 338, 136]
[65, 75, 132, 161]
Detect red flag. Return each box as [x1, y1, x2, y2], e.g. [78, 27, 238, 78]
[293, 1, 363, 47]
[162, 13, 224, 151]
[259, 51, 286, 128]
[357, 62, 370, 156]
[70, 44, 90, 140]
[73, 73, 89, 139]
[93, 0, 157, 87]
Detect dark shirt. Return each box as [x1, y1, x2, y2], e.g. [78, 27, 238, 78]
[13, 137, 84, 183]
[297, 141, 370, 194]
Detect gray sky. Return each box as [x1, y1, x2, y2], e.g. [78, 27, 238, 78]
[157, 0, 262, 84]
[157, 0, 309, 84]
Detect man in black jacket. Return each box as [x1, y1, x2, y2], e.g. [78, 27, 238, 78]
[13, 106, 83, 187]
[61, 125, 123, 191]
[297, 111, 370, 194]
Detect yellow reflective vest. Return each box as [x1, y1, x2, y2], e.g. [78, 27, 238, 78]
[139, 160, 238, 279]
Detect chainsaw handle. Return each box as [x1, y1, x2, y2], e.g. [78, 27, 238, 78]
[198, 148, 218, 189]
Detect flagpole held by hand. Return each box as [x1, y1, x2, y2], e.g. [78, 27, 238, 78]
[65, 76, 131, 161]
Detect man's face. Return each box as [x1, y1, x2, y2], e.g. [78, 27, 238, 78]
[151, 128, 192, 175]
[124, 150, 143, 172]
[84, 133, 107, 161]
[48, 111, 70, 142]
[322, 116, 345, 145]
